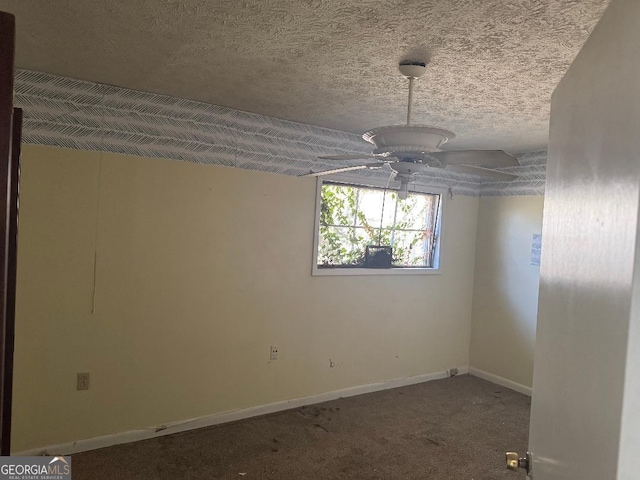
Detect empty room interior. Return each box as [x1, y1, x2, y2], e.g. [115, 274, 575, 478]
[0, 0, 628, 478]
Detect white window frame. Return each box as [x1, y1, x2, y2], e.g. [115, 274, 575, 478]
[311, 173, 445, 276]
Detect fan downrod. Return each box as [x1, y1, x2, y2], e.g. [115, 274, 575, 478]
[399, 61, 427, 125]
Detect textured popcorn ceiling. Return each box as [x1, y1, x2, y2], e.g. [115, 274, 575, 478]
[1, 0, 609, 152]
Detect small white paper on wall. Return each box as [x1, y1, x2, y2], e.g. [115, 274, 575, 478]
[531, 233, 542, 266]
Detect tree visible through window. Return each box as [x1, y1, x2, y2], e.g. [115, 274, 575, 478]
[317, 182, 441, 269]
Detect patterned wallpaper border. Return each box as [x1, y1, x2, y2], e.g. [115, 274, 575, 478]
[13, 70, 546, 197]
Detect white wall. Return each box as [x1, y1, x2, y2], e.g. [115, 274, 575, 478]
[469, 195, 544, 389]
[12, 145, 479, 452]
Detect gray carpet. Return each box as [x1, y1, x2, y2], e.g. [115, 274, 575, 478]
[72, 375, 530, 479]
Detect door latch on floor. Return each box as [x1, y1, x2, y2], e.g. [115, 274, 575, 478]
[506, 451, 531, 475]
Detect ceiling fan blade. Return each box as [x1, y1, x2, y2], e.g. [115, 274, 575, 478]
[446, 164, 518, 181]
[428, 150, 519, 167]
[299, 162, 386, 177]
[318, 154, 381, 161]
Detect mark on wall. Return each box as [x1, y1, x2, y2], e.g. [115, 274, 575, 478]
[531, 233, 542, 266]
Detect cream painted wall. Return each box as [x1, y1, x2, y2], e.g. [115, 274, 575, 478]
[12, 145, 479, 452]
[469, 196, 544, 388]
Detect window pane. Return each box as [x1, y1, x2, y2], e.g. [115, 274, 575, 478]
[381, 190, 399, 229]
[320, 184, 358, 227]
[391, 230, 431, 267]
[351, 226, 380, 252]
[355, 187, 385, 229]
[395, 193, 433, 231]
[318, 226, 369, 267]
[374, 228, 394, 247]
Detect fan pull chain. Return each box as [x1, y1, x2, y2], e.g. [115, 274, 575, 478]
[385, 167, 394, 189]
[378, 189, 387, 245]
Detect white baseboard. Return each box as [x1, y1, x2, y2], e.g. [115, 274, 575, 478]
[468, 367, 532, 396]
[15, 366, 468, 456]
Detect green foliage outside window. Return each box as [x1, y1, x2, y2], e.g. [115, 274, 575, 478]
[318, 182, 440, 268]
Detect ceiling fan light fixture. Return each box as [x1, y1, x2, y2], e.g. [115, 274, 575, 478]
[397, 175, 410, 200]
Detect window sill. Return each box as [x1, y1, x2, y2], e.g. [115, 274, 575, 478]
[312, 267, 441, 277]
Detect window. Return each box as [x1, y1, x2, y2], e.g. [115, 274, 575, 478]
[314, 180, 442, 274]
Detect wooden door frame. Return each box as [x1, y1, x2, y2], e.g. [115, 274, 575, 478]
[0, 11, 17, 455]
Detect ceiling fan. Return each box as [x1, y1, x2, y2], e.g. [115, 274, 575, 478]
[300, 61, 520, 198]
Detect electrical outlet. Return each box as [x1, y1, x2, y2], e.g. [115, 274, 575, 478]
[270, 345, 278, 361]
[449, 368, 459, 377]
[77, 372, 90, 390]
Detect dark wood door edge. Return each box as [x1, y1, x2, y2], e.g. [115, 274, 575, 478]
[0, 11, 16, 455]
